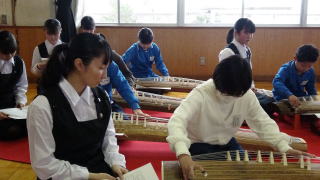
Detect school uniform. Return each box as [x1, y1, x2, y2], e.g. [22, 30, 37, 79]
[272, 60, 317, 101]
[122, 42, 169, 78]
[0, 56, 28, 140]
[167, 79, 292, 156]
[94, 33, 135, 86]
[27, 78, 126, 180]
[219, 39, 276, 116]
[111, 50, 135, 86]
[31, 40, 62, 74]
[219, 39, 253, 75]
[100, 62, 140, 112]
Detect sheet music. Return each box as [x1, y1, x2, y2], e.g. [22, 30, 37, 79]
[123, 163, 159, 180]
[0, 106, 28, 119]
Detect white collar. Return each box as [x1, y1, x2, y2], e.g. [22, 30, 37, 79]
[45, 39, 62, 47]
[59, 78, 91, 107]
[232, 39, 247, 49]
[0, 57, 15, 65]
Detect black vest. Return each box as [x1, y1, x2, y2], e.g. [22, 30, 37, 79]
[42, 86, 114, 178]
[0, 56, 23, 109]
[227, 43, 252, 65]
[38, 42, 49, 58]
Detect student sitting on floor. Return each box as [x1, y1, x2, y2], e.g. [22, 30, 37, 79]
[0, 31, 28, 141]
[27, 33, 127, 180]
[79, 16, 135, 86]
[219, 18, 276, 118]
[31, 18, 62, 77]
[167, 55, 314, 180]
[100, 61, 148, 116]
[273, 44, 320, 134]
[122, 27, 169, 78]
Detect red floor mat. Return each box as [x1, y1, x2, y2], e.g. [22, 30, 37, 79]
[0, 137, 30, 163]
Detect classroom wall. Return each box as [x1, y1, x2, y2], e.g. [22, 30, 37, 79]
[0, 0, 13, 25]
[97, 26, 320, 81]
[15, 0, 55, 26]
[1, 0, 320, 83]
[1, 26, 320, 83]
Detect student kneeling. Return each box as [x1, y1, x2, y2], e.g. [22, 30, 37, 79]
[166, 55, 314, 180]
[27, 33, 127, 180]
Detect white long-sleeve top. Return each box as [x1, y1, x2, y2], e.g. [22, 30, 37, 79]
[0, 57, 28, 105]
[27, 78, 126, 180]
[166, 79, 292, 157]
[31, 40, 62, 74]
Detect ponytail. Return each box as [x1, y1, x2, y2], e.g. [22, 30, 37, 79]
[40, 44, 69, 90]
[39, 33, 112, 91]
[226, 28, 234, 44]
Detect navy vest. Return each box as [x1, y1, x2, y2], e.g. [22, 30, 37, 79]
[38, 42, 49, 58]
[227, 43, 252, 65]
[0, 56, 23, 109]
[41, 86, 114, 179]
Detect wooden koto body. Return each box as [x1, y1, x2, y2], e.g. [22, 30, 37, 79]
[113, 112, 308, 152]
[134, 76, 204, 90]
[276, 95, 320, 114]
[162, 150, 320, 180]
[112, 89, 182, 111]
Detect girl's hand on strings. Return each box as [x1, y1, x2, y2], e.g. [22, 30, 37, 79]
[286, 149, 316, 158]
[178, 154, 206, 180]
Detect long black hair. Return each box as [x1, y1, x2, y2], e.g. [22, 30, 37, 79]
[213, 55, 252, 97]
[40, 33, 112, 89]
[226, 18, 256, 44]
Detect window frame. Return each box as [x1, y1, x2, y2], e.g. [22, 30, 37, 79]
[88, 0, 319, 27]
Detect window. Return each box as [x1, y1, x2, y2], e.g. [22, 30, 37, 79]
[185, 0, 242, 25]
[82, 0, 118, 23]
[120, 0, 177, 24]
[243, 0, 302, 24]
[79, 0, 320, 27]
[307, 0, 320, 24]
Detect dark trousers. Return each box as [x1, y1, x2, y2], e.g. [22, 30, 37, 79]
[255, 92, 277, 118]
[189, 137, 243, 156]
[0, 118, 27, 141]
[111, 101, 124, 113]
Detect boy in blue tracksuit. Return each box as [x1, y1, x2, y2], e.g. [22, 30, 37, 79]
[272, 44, 319, 134]
[122, 27, 169, 78]
[100, 61, 147, 116]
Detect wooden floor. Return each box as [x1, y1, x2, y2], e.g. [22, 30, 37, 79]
[0, 82, 314, 180]
[0, 159, 36, 180]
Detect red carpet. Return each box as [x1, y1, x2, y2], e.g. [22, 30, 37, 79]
[0, 137, 30, 163]
[0, 109, 319, 179]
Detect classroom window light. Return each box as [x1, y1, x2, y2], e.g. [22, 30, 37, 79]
[184, 0, 242, 25]
[120, 0, 177, 24]
[244, 0, 301, 25]
[307, 0, 320, 25]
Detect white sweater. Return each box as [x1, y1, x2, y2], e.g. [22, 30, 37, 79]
[166, 79, 292, 157]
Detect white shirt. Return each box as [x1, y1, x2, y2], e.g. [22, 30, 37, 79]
[27, 78, 126, 180]
[166, 79, 292, 157]
[31, 40, 62, 74]
[0, 57, 28, 105]
[218, 39, 252, 64]
[218, 39, 254, 87]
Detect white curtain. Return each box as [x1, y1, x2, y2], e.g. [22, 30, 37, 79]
[73, 0, 85, 27]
